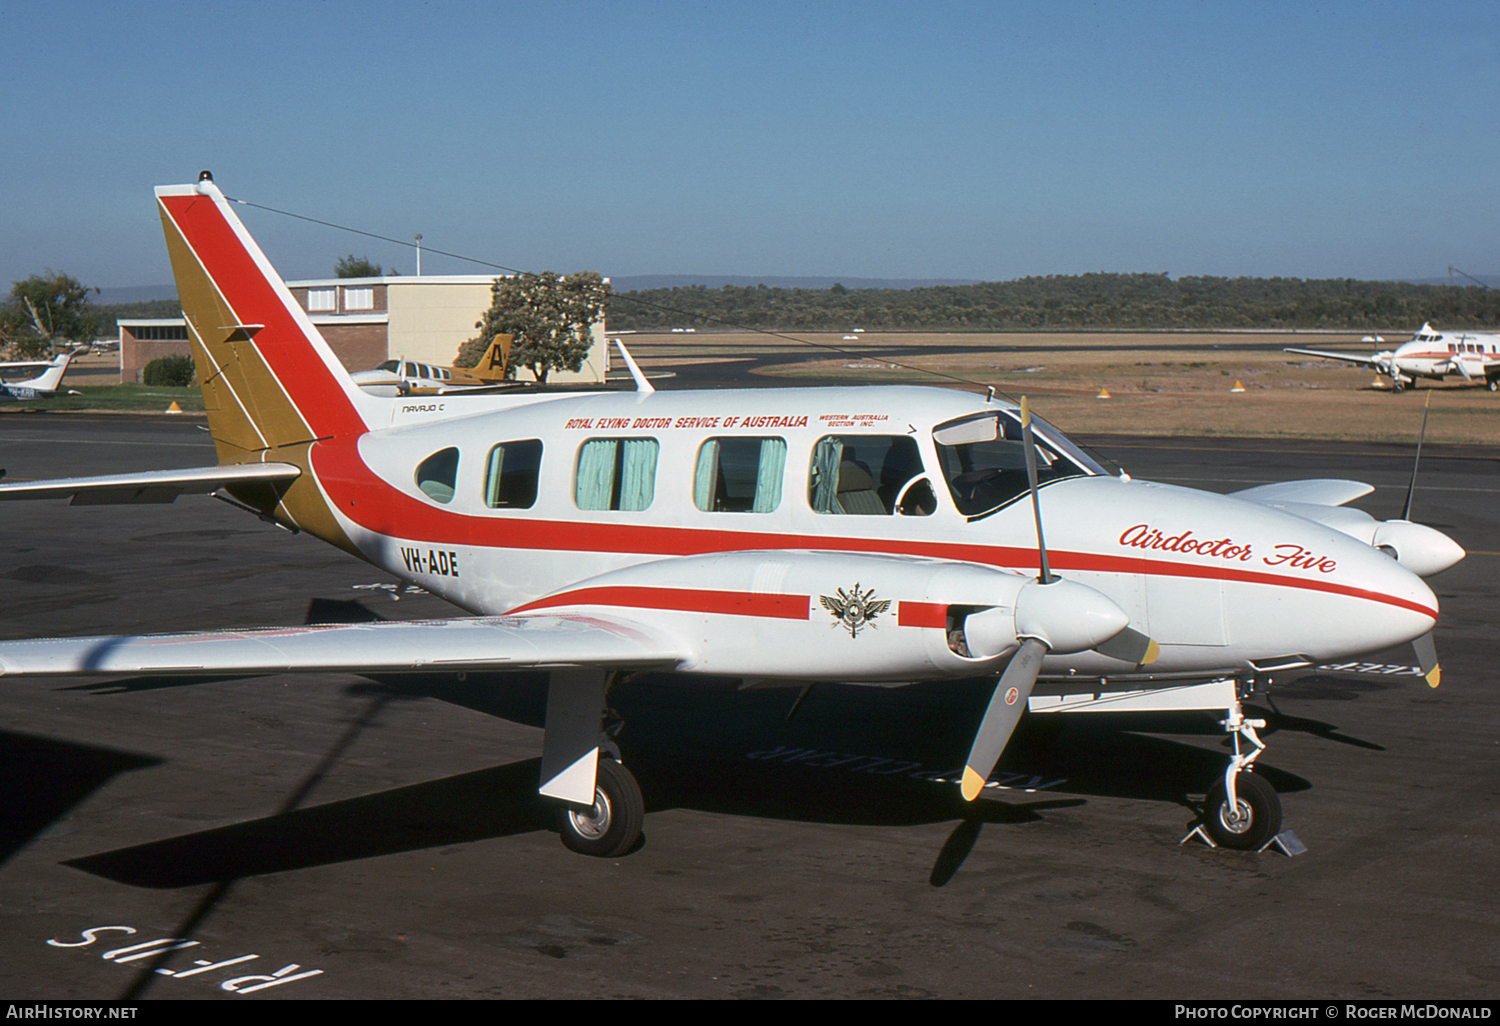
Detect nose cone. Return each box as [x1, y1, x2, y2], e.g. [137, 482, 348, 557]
[1265, 527, 1440, 661]
[1372, 520, 1466, 578]
[1015, 578, 1129, 654]
[1097, 478, 1442, 665]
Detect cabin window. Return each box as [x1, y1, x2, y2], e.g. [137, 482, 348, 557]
[932, 410, 1102, 519]
[484, 439, 542, 509]
[693, 437, 787, 512]
[808, 435, 934, 516]
[415, 447, 460, 504]
[575, 438, 659, 511]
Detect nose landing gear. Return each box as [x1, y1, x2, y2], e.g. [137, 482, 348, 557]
[1185, 697, 1290, 852]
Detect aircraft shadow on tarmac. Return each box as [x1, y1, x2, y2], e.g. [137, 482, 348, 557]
[0, 730, 159, 867]
[43, 667, 1410, 891]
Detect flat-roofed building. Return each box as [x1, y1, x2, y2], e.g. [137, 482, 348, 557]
[117, 275, 608, 385]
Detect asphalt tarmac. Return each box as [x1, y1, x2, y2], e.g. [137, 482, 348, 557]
[0, 411, 1495, 1001]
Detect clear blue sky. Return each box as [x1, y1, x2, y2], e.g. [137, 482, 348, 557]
[2, 0, 1496, 290]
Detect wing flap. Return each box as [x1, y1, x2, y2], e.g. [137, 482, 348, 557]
[0, 463, 301, 504]
[0, 613, 687, 678]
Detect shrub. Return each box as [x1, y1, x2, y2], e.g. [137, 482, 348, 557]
[142, 354, 195, 387]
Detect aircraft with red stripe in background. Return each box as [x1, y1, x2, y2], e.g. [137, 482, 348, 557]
[1287, 322, 1500, 393]
[0, 173, 1466, 857]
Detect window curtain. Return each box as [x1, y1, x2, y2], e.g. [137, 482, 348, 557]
[809, 437, 843, 513]
[753, 438, 786, 513]
[693, 440, 719, 512]
[576, 439, 617, 510]
[617, 438, 658, 511]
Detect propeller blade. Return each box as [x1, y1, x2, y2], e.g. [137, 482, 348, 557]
[1412, 631, 1440, 689]
[1093, 626, 1160, 667]
[961, 636, 1047, 801]
[1401, 390, 1431, 521]
[1018, 396, 1053, 584]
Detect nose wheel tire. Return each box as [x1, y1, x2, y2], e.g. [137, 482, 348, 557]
[556, 757, 644, 858]
[1203, 774, 1281, 850]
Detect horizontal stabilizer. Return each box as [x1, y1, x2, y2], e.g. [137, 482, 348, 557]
[0, 463, 301, 505]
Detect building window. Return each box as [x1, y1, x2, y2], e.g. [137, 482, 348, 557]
[129, 324, 189, 340]
[308, 288, 336, 312]
[344, 287, 374, 310]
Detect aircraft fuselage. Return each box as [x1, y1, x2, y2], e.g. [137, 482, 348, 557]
[295, 384, 1439, 684]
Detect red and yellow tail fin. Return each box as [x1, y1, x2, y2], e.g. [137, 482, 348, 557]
[156, 173, 380, 548]
[466, 334, 512, 382]
[156, 174, 380, 461]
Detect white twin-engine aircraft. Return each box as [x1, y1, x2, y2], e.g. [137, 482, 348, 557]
[0, 175, 1466, 858]
[0, 351, 72, 401]
[1287, 322, 1500, 393]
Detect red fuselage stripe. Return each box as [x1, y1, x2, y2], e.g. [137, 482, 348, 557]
[510, 586, 810, 619]
[308, 437, 1438, 621]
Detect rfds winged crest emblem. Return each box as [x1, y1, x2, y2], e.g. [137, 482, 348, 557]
[819, 583, 892, 638]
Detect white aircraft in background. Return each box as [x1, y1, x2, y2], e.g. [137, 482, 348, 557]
[1286, 322, 1500, 393]
[0, 352, 73, 400]
[0, 174, 1466, 859]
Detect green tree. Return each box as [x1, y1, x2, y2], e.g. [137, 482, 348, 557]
[335, 254, 384, 278]
[458, 271, 610, 384]
[1, 272, 102, 358]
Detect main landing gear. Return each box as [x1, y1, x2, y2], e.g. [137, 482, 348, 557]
[556, 755, 645, 858]
[540, 669, 647, 858]
[1191, 695, 1284, 851]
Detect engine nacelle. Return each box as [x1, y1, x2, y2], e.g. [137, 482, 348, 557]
[516, 551, 1124, 681]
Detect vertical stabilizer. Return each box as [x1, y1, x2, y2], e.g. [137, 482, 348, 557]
[29, 353, 72, 393]
[156, 173, 381, 549]
[156, 173, 381, 463]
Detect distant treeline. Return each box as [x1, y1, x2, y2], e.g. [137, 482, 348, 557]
[91, 274, 1500, 337]
[96, 299, 183, 324]
[606, 273, 1500, 332]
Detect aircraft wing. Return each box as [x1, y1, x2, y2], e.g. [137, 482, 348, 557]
[0, 613, 687, 679]
[0, 463, 301, 504]
[1283, 347, 1381, 367]
[1229, 479, 1373, 507]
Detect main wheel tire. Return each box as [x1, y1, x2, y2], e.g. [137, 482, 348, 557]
[1203, 773, 1281, 850]
[556, 757, 644, 858]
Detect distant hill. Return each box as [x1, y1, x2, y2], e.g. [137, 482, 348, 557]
[1404, 274, 1499, 289]
[96, 285, 178, 304]
[606, 271, 1500, 333]
[610, 275, 982, 292]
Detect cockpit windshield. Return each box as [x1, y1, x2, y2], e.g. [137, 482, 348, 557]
[932, 409, 1105, 518]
